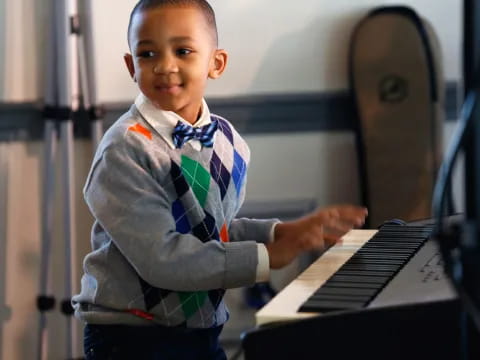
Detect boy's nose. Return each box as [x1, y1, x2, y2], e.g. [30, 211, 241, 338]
[153, 55, 178, 75]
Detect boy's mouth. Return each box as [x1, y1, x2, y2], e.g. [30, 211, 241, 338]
[155, 84, 182, 94]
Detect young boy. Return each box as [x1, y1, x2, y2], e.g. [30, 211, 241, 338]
[73, 0, 368, 359]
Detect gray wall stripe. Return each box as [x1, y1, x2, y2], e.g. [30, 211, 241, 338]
[0, 82, 460, 140]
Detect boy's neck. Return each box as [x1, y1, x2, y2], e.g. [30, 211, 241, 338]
[176, 103, 203, 125]
[185, 105, 203, 125]
[143, 95, 204, 125]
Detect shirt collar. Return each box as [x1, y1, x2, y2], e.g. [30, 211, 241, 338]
[134, 93, 212, 150]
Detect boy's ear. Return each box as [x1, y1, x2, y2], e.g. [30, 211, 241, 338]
[124, 53, 136, 82]
[208, 49, 228, 79]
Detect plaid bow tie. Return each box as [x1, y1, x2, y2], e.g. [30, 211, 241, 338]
[172, 119, 218, 148]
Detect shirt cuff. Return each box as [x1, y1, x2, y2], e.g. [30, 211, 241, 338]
[255, 243, 270, 282]
[269, 221, 281, 243]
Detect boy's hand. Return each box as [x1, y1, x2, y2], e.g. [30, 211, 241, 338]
[266, 205, 368, 269]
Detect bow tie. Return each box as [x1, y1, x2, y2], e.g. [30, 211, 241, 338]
[172, 119, 218, 149]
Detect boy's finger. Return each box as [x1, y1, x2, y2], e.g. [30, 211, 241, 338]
[335, 207, 368, 226]
[324, 232, 342, 245]
[314, 205, 366, 221]
[324, 218, 358, 236]
[324, 222, 351, 236]
[337, 205, 368, 218]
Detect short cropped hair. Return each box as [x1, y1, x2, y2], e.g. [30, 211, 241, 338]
[127, 0, 218, 47]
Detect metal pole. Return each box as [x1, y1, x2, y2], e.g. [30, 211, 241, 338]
[37, 0, 59, 357]
[56, 0, 80, 357]
[79, 0, 103, 150]
[38, 0, 81, 358]
[0, 133, 13, 360]
[37, 120, 57, 360]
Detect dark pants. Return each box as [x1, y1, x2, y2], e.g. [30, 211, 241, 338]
[84, 323, 227, 360]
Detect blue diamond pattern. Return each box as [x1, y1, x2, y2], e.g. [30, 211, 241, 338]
[209, 289, 226, 310]
[139, 277, 172, 311]
[216, 117, 233, 145]
[210, 151, 231, 200]
[232, 150, 246, 197]
[170, 160, 189, 197]
[172, 199, 191, 234]
[192, 211, 219, 242]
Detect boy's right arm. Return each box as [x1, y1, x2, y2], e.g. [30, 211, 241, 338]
[267, 205, 368, 269]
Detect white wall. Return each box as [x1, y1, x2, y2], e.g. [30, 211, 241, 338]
[244, 132, 360, 205]
[0, 0, 47, 102]
[0, 0, 462, 102]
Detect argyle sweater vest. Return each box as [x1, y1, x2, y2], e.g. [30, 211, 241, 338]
[72, 106, 276, 328]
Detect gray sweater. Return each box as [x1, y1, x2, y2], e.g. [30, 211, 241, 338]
[72, 105, 277, 328]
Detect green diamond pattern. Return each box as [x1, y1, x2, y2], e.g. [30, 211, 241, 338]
[178, 291, 208, 319]
[176, 157, 212, 318]
[181, 155, 211, 207]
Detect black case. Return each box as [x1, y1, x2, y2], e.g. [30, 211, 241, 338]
[349, 6, 445, 228]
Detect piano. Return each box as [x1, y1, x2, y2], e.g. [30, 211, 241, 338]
[245, 221, 479, 360]
[256, 222, 456, 325]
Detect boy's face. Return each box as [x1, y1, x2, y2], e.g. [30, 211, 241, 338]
[124, 6, 227, 124]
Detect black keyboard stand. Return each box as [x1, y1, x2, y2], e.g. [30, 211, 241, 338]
[242, 298, 480, 360]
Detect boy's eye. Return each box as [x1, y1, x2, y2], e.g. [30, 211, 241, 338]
[176, 48, 192, 56]
[138, 51, 155, 58]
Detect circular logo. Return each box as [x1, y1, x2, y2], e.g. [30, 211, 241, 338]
[379, 75, 408, 103]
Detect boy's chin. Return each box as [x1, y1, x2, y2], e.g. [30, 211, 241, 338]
[151, 101, 178, 112]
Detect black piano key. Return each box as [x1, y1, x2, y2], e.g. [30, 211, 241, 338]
[352, 255, 410, 262]
[309, 294, 372, 302]
[321, 282, 380, 289]
[356, 249, 414, 256]
[333, 270, 395, 278]
[351, 252, 410, 258]
[372, 237, 426, 243]
[375, 230, 433, 236]
[299, 299, 365, 312]
[376, 225, 433, 232]
[358, 246, 415, 253]
[360, 249, 418, 255]
[314, 287, 378, 297]
[341, 264, 400, 272]
[347, 257, 406, 265]
[364, 242, 421, 249]
[328, 275, 391, 284]
[371, 238, 428, 244]
[374, 231, 430, 236]
[353, 256, 408, 263]
[358, 245, 416, 251]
